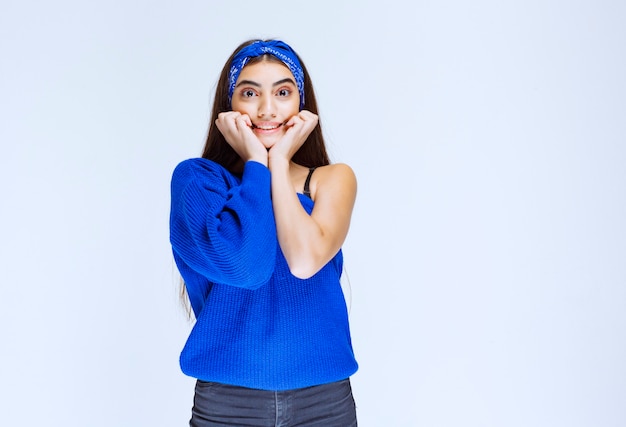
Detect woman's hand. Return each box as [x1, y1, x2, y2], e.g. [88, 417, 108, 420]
[215, 112, 268, 166]
[268, 110, 319, 164]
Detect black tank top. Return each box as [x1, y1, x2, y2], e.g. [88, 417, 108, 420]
[303, 167, 316, 199]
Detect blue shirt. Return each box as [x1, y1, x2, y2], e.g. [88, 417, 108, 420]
[170, 158, 358, 390]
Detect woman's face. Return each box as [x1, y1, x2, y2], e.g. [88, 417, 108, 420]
[231, 59, 300, 148]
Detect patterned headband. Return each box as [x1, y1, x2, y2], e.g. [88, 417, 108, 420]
[228, 40, 305, 110]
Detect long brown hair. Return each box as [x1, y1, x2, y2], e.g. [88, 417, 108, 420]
[202, 39, 330, 171]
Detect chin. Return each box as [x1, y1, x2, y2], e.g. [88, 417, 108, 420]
[258, 137, 279, 149]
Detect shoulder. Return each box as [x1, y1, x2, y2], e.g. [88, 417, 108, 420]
[170, 158, 238, 200]
[172, 158, 231, 184]
[173, 158, 227, 178]
[310, 163, 357, 200]
[316, 163, 356, 185]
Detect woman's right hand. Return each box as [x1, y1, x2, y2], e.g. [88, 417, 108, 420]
[215, 112, 268, 166]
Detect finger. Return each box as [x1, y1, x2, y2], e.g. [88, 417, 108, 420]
[235, 116, 253, 135]
[216, 111, 240, 128]
[240, 114, 252, 128]
[286, 114, 303, 127]
[217, 111, 239, 120]
[299, 110, 318, 125]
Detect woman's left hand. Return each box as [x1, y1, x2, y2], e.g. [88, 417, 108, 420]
[269, 110, 318, 162]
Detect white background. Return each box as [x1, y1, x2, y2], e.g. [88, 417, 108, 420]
[1, 1, 625, 426]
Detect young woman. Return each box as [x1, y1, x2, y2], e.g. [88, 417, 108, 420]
[170, 39, 358, 426]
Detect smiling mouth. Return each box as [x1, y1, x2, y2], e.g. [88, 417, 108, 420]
[251, 121, 287, 130]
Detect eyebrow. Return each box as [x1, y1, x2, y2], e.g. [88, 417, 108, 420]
[235, 78, 296, 88]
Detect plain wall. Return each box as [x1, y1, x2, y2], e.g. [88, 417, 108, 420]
[1, 1, 625, 426]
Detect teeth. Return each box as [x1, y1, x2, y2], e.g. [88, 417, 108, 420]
[253, 123, 282, 130]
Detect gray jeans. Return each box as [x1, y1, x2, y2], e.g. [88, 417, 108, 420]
[189, 378, 357, 427]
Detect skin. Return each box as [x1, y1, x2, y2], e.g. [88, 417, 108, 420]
[215, 59, 357, 279]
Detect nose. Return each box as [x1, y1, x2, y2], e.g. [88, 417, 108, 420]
[257, 94, 276, 118]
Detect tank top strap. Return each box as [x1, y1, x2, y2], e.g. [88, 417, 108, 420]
[303, 167, 317, 199]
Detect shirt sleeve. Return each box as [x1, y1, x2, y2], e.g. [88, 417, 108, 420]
[169, 159, 277, 289]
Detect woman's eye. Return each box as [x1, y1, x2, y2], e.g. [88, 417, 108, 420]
[242, 89, 256, 98]
[277, 88, 291, 97]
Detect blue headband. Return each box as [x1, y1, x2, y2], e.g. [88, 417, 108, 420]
[228, 40, 305, 110]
